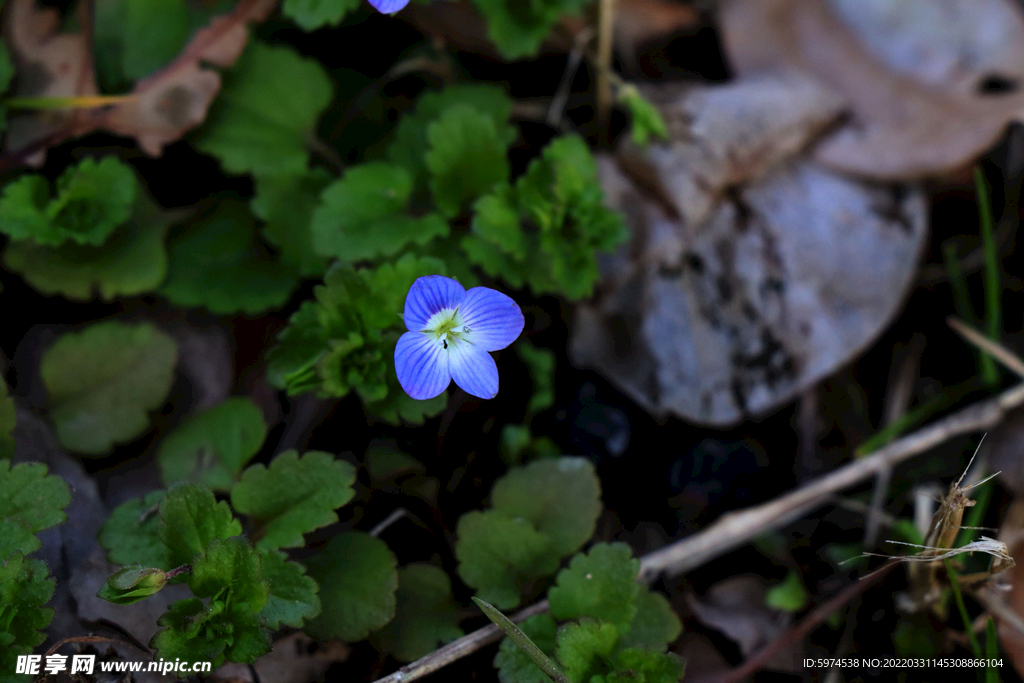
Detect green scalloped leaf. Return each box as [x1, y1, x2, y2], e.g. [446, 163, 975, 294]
[3, 192, 176, 301]
[194, 41, 333, 176]
[468, 0, 591, 60]
[765, 570, 808, 612]
[0, 552, 55, 680]
[0, 156, 137, 247]
[311, 162, 449, 261]
[425, 104, 510, 217]
[608, 648, 686, 683]
[253, 169, 332, 277]
[619, 588, 682, 650]
[160, 201, 299, 315]
[231, 450, 356, 551]
[370, 563, 463, 662]
[0, 461, 72, 560]
[259, 549, 321, 629]
[157, 397, 268, 491]
[41, 320, 177, 455]
[555, 620, 621, 683]
[282, 0, 360, 30]
[159, 483, 242, 567]
[456, 509, 557, 610]
[492, 456, 601, 557]
[548, 543, 640, 629]
[303, 531, 398, 642]
[98, 490, 170, 568]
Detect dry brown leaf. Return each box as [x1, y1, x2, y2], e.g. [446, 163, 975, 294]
[995, 498, 1024, 677]
[719, 0, 1024, 180]
[213, 633, 349, 683]
[572, 78, 925, 426]
[684, 575, 799, 673]
[3, 0, 278, 164]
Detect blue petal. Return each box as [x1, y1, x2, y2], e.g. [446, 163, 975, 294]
[449, 341, 499, 399]
[395, 331, 451, 400]
[404, 275, 465, 332]
[458, 287, 524, 351]
[368, 0, 410, 13]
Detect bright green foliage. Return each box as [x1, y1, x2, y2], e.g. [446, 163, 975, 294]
[160, 201, 299, 314]
[465, 135, 627, 299]
[469, 0, 592, 60]
[94, 0, 190, 85]
[230, 450, 356, 551]
[40, 320, 177, 454]
[253, 170, 332, 277]
[425, 104, 511, 217]
[457, 457, 601, 609]
[617, 85, 669, 147]
[259, 550, 321, 629]
[457, 510, 557, 610]
[96, 566, 167, 605]
[606, 649, 686, 683]
[619, 589, 682, 649]
[0, 461, 71, 560]
[556, 620, 621, 683]
[151, 537, 271, 668]
[158, 398, 268, 491]
[195, 42, 333, 176]
[548, 543, 640, 629]
[98, 490, 169, 568]
[0, 157, 138, 247]
[312, 162, 450, 261]
[0, 377, 14, 459]
[765, 570, 809, 612]
[388, 83, 515, 191]
[492, 457, 602, 557]
[517, 340, 556, 415]
[283, 0, 360, 30]
[3, 193, 176, 301]
[159, 483, 243, 568]
[267, 254, 448, 422]
[371, 563, 464, 662]
[0, 552, 55, 681]
[303, 531, 399, 642]
[494, 614, 558, 683]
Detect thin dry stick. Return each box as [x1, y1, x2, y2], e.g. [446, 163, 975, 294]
[371, 381, 1024, 683]
[948, 316, 1024, 379]
[714, 561, 900, 683]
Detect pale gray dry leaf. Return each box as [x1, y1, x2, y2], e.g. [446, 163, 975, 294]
[212, 633, 350, 683]
[573, 89, 926, 426]
[684, 575, 799, 673]
[719, 0, 1024, 180]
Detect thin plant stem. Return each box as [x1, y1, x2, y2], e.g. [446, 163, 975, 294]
[945, 558, 983, 657]
[473, 598, 571, 683]
[974, 166, 1002, 386]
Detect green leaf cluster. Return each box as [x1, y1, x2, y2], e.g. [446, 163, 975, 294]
[282, 0, 360, 31]
[464, 135, 627, 299]
[40, 320, 178, 455]
[495, 543, 685, 683]
[469, 0, 593, 60]
[0, 157, 137, 247]
[617, 85, 669, 147]
[0, 461, 72, 682]
[456, 456, 601, 609]
[370, 563, 463, 661]
[98, 448, 371, 666]
[267, 253, 448, 422]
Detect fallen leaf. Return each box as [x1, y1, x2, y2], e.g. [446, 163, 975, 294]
[719, 0, 1024, 179]
[572, 79, 926, 426]
[212, 632, 349, 683]
[3, 0, 279, 164]
[993, 498, 1024, 677]
[684, 575, 799, 673]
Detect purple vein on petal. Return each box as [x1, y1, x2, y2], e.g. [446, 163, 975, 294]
[403, 275, 465, 331]
[449, 341, 499, 399]
[459, 287, 525, 351]
[395, 331, 450, 400]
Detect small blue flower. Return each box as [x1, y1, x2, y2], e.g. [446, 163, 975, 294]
[368, 0, 410, 13]
[395, 275, 525, 400]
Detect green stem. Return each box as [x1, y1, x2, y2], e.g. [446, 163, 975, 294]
[944, 558, 982, 658]
[472, 598, 571, 683]
[855, 379, 979, 456]
[986, 617, 1001, 683]
[974, 167, 1001, 386]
